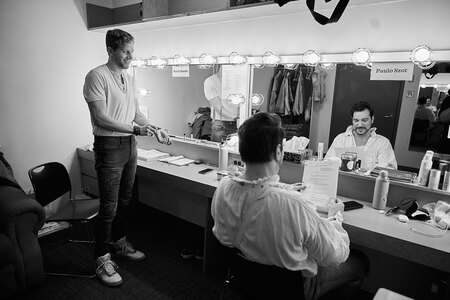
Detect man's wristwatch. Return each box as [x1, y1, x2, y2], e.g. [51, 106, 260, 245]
[133, 125, 140, 136]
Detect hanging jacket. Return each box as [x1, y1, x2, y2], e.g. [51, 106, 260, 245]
[268, 70, 284, 113]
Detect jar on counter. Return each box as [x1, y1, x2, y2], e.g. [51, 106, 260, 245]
[340, 152, 357, 172]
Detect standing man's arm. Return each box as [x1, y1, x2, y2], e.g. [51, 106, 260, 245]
[133, 109, 171, 144]
[87, 100, 152, 136]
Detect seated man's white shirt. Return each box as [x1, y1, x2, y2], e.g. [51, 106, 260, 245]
[211, 174, 350, 278]
[325, 126, 397, 169]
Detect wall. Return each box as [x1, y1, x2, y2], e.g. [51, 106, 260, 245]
[0, 0, 105, 193]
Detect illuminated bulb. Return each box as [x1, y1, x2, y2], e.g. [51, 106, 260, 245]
[434, 84, 438, 89]
[253, 64, 264, 69]
[262, 51, 281, 67]
[138, 88, 151, 96]
[228, 52, 247, 65]
[447, 84, 450, 89]
[284, 64, 298, 70]
[410, 45, 434, 70]
[198, 53, 217, 69]
[173, 54, 190, 66]
[131, 58, 146, 68]
[149, 56, 168, 69]
[303, 50, 321, 66]
[421, 84, 426, 88]
[352, 48, 372, 66]
[251, 94, 264, 106]
[226, 134, 239, 147]
[227, 94, 245, 107]
[319, 62, 336, 70]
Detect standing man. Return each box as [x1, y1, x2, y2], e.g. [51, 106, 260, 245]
[83, 29, 171, 287]
[211, 112, 369, 300]
[325, 101, 397, 169]
[203, 65, 239, 142]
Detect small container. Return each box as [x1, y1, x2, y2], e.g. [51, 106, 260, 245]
[340, 152, 357, 172]
[428, 169, 441, 190]
[317, 142, 324, 160]
[442, 163, 450, 192]
[372, 170, 389, 210]
[417, 153, 433, 186]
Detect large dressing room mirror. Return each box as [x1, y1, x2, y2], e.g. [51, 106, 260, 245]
[409, 62, 450, 155]
[135, 64, 247, 143]
[250, 60, 450, 169]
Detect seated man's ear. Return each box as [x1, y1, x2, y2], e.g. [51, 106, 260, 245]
[276, 144, 283, 161]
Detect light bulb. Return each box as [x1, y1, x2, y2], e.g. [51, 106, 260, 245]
[284, 63, 298, 70]
[262, 51, 280, 67]
[149, 56, 168, 70]
[131, 58, 146, 68]
[251, 94, 264, 106]
[173, 54, 190, 66]
[228, 52, 247, 65]
[227, 94, 245, 107]
[352, 48, 372, 66]
[138, 88, 151, 96]
[319, 62, 336, 70]
[410, 45, 434, 70]
[198, 53, 217, 69]
[253, 64, 264, 69]
[303, 50, 321, 66]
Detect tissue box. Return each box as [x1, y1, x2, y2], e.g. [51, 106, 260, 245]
[283, 149, 313, 164]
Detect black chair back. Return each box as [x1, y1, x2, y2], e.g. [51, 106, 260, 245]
[28, 162, 72, 207]
[225, 247, 305, 300]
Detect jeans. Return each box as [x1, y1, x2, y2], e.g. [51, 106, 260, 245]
[93, 135, 137, 258]
[303, 249, 369, 300]
[211, 120, 237, 143]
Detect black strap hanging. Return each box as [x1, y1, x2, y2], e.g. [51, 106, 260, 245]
[306, 0, 350, 25]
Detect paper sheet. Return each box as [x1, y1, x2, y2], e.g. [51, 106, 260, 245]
[302, 160, 340, 213]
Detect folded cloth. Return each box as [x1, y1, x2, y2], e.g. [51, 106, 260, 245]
[423, 200, 450, 228]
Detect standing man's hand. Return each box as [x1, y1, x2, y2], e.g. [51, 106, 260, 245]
[135, 124, 155, 136]
[155, 129, 172, 145]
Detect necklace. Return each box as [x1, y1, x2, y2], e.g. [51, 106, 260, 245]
[107, 66, 127, 92]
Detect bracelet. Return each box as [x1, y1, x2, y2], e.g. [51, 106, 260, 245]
[133, 125, 140, 136]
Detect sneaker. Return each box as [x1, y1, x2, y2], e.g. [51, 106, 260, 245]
[96, 253, 123, 287]
[113, 236, 146, 261]
[180, 248, 194, 259]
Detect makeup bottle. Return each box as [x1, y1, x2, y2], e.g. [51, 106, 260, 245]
[417, 153, 433, 186]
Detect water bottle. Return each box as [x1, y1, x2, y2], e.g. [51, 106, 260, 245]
[372, 170, 389, 210]
[218, 142, 228, 172]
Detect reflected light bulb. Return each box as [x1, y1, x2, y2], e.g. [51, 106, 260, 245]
[131, 58, 146, 68]
[228, 52, 247, 65]
[284, 64, 298, 70]
[262, 51, 280, 67]
[319, 62, 336, 70]
[198, 53, 217, 69]
[138, 88, 151, 96]
[251, 94, 264, 106]
[227, 94, 245, 107]
[173, 54, 190, 66]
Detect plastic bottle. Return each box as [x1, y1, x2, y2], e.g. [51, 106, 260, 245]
[442, 163, 450, 192]
[317, 142, 324, 160]
[372, 170, 389, 210]
[427, 166, 441, 190]
[218, 142, 228, 171]
[417, 153, 433, 186]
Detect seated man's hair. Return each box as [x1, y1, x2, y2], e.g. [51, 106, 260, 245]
[106, 29, 134, 50]
[417, 97, 427, 105]
[350, 101, 374, 117]
[238, 112, 285, 163]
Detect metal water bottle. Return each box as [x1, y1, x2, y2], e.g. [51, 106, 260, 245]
[372, 170, 389, 210]
[218, 142, 228, 172]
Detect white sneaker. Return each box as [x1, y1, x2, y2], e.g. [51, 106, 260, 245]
[96, 253, 123, 287]
[114, 236, 146, 261]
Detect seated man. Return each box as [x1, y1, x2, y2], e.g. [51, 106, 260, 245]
[415, 96, 436, 124]
[325, 101, 397, 169]
[211, 112, 369, 300]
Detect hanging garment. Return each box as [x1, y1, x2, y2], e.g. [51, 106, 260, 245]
[268, 70, 284, 113]
[292, 69, 305, 116]
[304, 96, 312, 122]
[311, 67, 327, 102]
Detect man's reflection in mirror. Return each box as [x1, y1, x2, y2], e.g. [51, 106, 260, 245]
[203, 65, 239, 142]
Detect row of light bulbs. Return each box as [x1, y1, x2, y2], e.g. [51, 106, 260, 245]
[132, 45, 436, 71]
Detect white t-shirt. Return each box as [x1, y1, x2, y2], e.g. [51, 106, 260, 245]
[325, 126, 398, 169]
[211, 174, 350, 277]
[203, 74, 238, 121]
[83, 64, 138, 136]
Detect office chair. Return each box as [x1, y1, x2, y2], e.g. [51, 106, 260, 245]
[219, 244, 305, 300]
[28, 162, 100, 278]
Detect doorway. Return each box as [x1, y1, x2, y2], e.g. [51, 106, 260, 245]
[329, 64, 404, 147]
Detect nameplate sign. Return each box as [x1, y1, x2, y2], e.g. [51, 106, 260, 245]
[172, 66, 189, 77]
[370, 62, 414, 81]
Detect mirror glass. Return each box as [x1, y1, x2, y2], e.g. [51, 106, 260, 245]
[134, 64, 242, 143]
[251, 62, 450, 169]
[409, 63, 450, 155]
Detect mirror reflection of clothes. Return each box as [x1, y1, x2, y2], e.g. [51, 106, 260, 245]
[436, 96, 450, 154]
[203, 74, 238, 142]
[325, 126, 398, 169]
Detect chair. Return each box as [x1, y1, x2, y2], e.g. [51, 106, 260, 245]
[28, 162, 100, 278]
[220, 245, 305, 300]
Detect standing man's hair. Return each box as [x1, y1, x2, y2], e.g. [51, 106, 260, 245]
[350, 101, 374, 117]
[238, 112, 285, 163]
[106, 29, 134, 50]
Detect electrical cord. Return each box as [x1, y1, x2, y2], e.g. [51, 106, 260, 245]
[404, 220, 448, 238]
